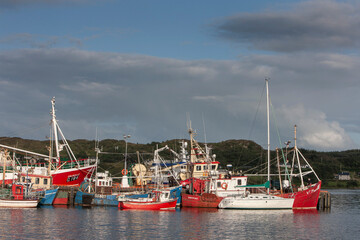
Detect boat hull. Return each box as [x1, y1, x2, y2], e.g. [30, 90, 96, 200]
[181, 193, 223, 208]
[51, 165, 96, 186]
[53, 191, 68, 205]
[0, 199, 39, 208]
[218, 194, 294, 209]
[280, 181, 322, 209]
[39, 188, 59, 205]
[119, 198, 177, 210]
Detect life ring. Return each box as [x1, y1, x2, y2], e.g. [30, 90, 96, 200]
[221, 182, 228, 190]
[122, 169, 128, 176]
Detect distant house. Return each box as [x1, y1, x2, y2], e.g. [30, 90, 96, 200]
[338, 171, 351, 180]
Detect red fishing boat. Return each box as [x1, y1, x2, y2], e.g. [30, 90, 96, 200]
[119, 198, 177, 210]
[181, 178, 223, 208]
[277, 181, 322, 209]
[119, 189, 178, 210]
[181, 193, 223, 208]
[0, 97, 97, 187]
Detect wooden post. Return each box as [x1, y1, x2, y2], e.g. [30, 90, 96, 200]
[69, 187, 74, 206]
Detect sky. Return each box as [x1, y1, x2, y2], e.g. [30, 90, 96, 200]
[1, 0, 360, 151]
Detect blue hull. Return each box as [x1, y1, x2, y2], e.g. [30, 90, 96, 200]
[75, 191, 94, 205]
[93, 195, 118, 206]
[169, 186, 182, 206]
[39, 188, 59, 205]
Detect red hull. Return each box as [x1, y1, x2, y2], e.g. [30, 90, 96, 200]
[293, 181, 322, 209]
[0, 179, 13, 185]
[119, 199, 177, 210]
[53, 198, 68, 205]
[181, 193, 223, 208]
[279, 181, 322, 209]
[52, 165, 96, 186]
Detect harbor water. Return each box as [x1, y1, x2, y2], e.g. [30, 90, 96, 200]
[0, 189, 359, 240]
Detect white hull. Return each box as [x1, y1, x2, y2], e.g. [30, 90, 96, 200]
[0, 199, 39, 208]
[218, 194, 294, 209]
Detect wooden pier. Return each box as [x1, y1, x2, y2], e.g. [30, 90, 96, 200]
[317, 191, 331, 210]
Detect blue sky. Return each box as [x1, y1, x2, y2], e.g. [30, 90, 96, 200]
[1, 0, 360, 151]
[0, 0, 296, 59]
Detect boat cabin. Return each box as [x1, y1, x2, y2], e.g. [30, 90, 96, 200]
[210, 176, 247, 197]
[19, 173, 52, 190]
[12, 184, 25, 200]
[95, 171, 112, 195]
[191, 161, 219, 178]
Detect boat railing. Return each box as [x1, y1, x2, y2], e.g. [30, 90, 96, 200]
[59, 158, 96, 169]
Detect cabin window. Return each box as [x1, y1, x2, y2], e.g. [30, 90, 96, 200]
[211, 165, 216, 170]
[196, 166, 201, 171]
[203, 165, 208, 170]
[44, 179, 48, 185]
[35, 178, 40, 184]
[237, 179, 242, 185]
[217, 182, 221, 188]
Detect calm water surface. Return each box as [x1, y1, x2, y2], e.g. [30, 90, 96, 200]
[0, 189, 359, 240]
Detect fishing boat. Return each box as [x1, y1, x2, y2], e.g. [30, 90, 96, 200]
[180, 121, 225, 208]
[0, 184, 40, 208]
[118, 189, 178, 210]
[0, 97, 97, 187]
[182, 178, 223, 208]
[219, 79, 321, 210]
[119, 147, 181, 210]
[272, 125, 322, 209]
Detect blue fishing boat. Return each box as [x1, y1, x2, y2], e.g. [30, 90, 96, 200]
[39, 188, 59, 205]
[74, 190, 94, 206]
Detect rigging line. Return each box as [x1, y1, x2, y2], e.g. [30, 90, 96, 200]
[236, 155, 263, 169]
[248, 82, 266, 140]
[202, 113, 207, 145]
[242, 156, 278, 174]
[269, 101, 293, 192]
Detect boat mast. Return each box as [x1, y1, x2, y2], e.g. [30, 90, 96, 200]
[294, 125, 305, 188]
[266, 78, 270, 194]
[51, 97, 60, 164]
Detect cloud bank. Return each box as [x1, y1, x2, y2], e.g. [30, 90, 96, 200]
[0, 48, 358, 150]
[213, 0, 360, 52]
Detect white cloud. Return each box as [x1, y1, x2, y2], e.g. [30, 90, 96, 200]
[276, 104, 354, 150]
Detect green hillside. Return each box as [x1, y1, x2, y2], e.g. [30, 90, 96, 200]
[1, 137, 359, 188]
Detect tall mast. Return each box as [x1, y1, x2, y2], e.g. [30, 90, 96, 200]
[51, 97, 60, 164]
[266, 78, 270, 191]
[294, 125, 305, 188]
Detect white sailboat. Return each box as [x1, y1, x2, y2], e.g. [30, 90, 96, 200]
[218, 79, 294, 209]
